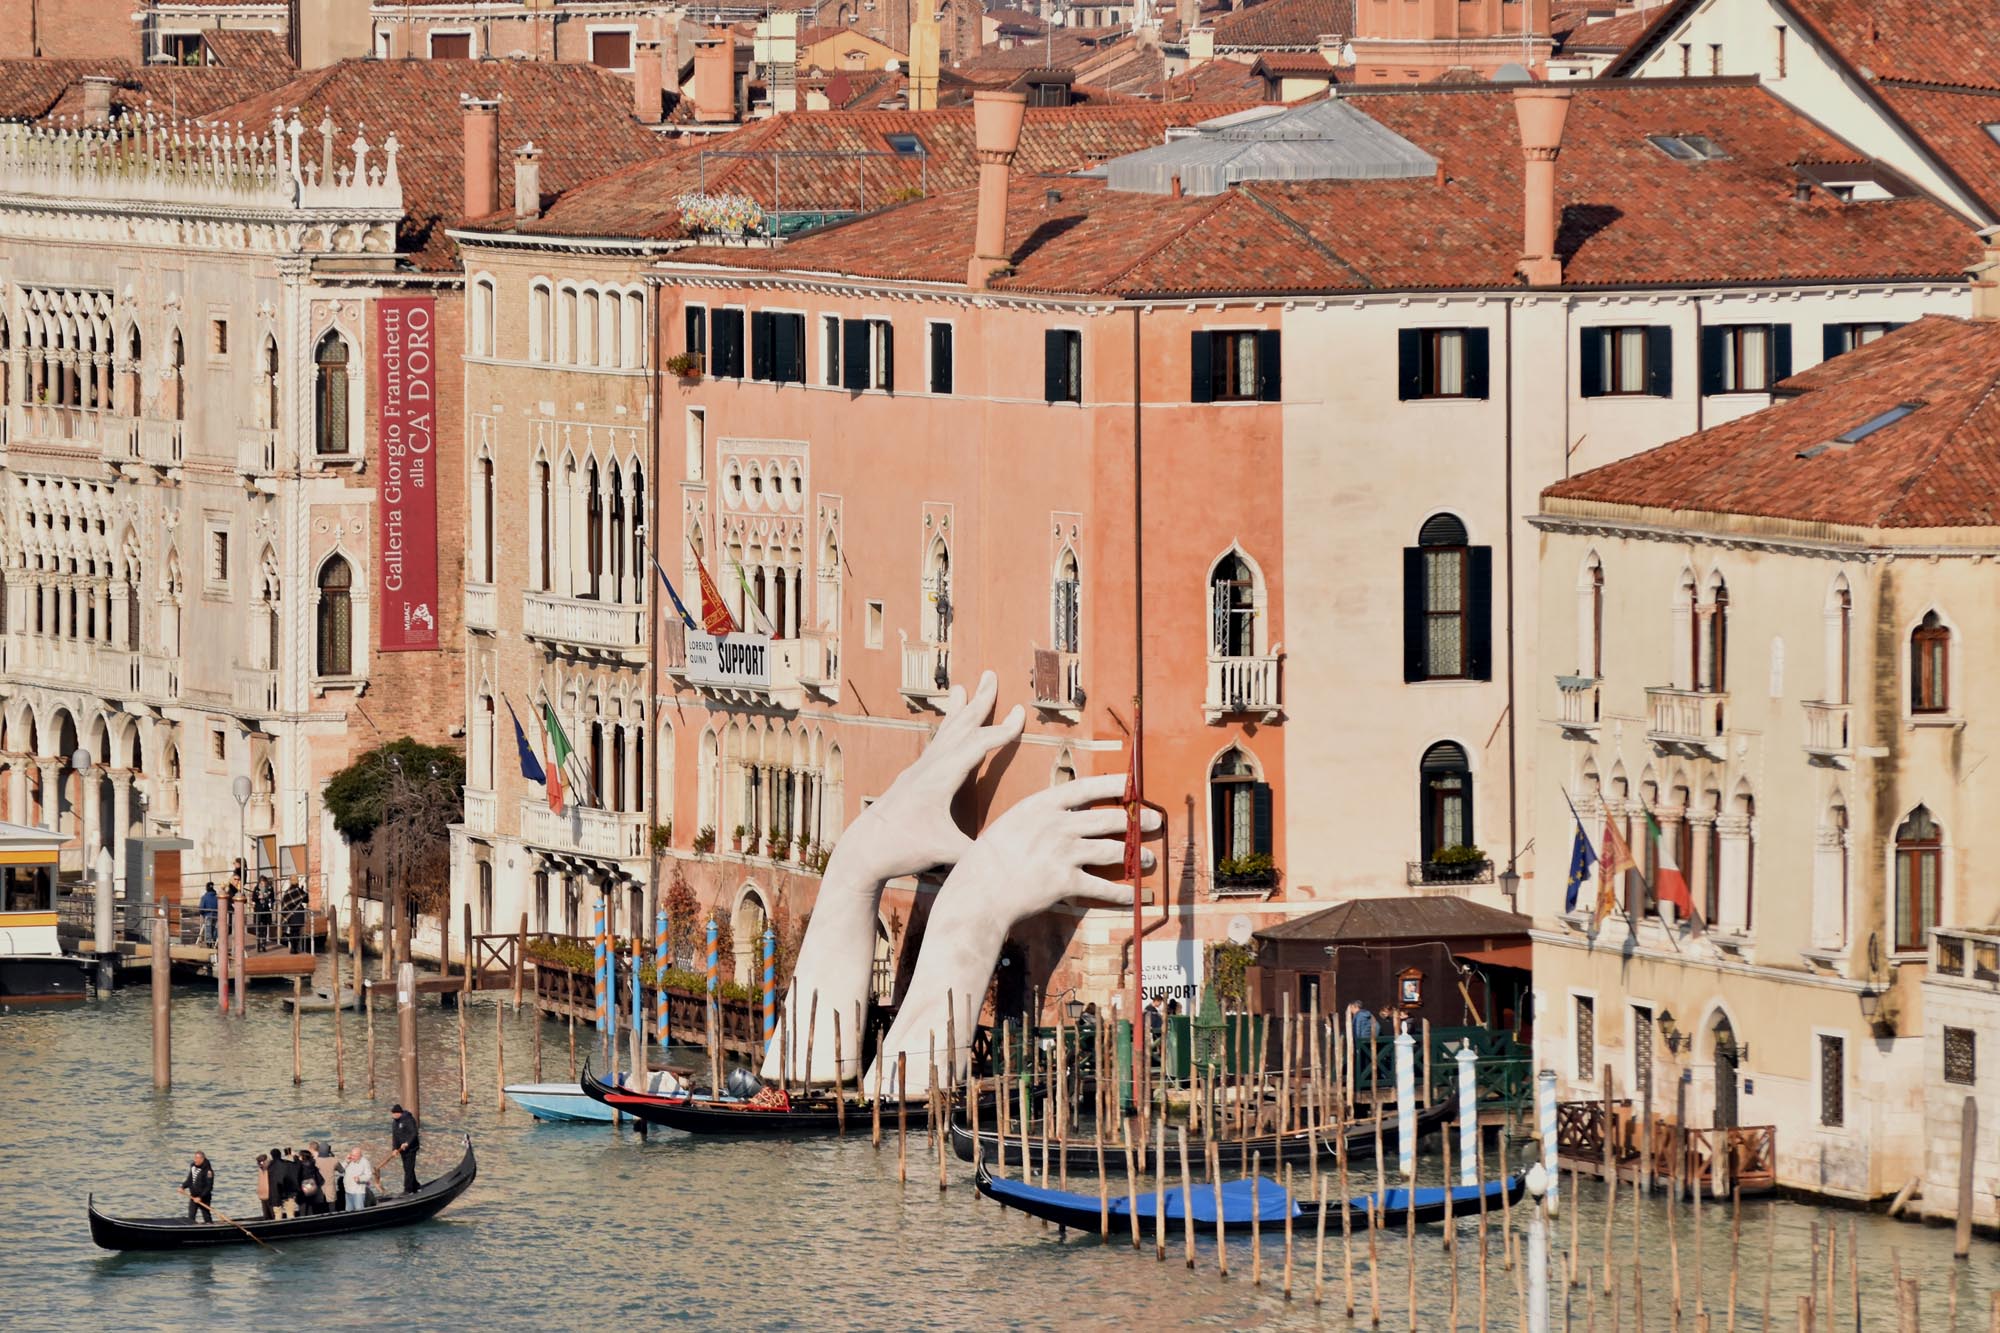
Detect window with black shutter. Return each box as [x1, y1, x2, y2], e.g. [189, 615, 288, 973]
[928, 322, 954, 395]
[1403, 513, 1491, 682]
[1701, 323, 1792, 394]
[1191, 330, 1282, 402]
[837, 318, 894, 391]
[709, 308, 745, 378]
[1045, 328, 1082, 403]
[1418, 741, 1473, 862]
[1208, 747, 1273, 887]
[684, 305, 707, 363]
[1396, 327, 1490, 399]
[1580, 325, 1672, 397]
[1823, 321, 1900, 360]
[766, 311, 804, 384]
[749, 311, 776, 382]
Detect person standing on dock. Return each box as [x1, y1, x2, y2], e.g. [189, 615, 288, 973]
[281, 879, 308, 953]
[197, 883, 218, 946]
[253, 877, 276, 950]
[389, 1105, 421, 1194]
[178, 1152, 213, 1222]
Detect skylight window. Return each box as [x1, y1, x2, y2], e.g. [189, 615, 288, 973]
[1797, 402, 1920, 458]
[1984, 123, 2000, 146]
[1646, 133, 1727, 162]
[885, 132, 924, 156]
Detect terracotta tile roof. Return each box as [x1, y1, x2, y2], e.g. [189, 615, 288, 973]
[1561, 7, 1671, 52]
[987, 8, 1049, 35]
[1873, 81, 2000, 217]
[1549, 3, 1617, 44]
[961, 30, 1127, 77]
[661, 81, 1978, 297]
[0, 61, 114, 120]
[1610, 0, 2000, 92]
[1251, 52, 1341, 78]
[1158, 57, 1267, 102]
[1212, 0, 1352, 50]
[475, 101, 1253, 241]
[198, 27, 294, 70]
[799, 24, 905, 56]
[1543, 317, 2000, 530]
[212, 59, 665, 268]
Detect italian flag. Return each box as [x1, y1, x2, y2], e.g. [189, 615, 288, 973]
[541, 701, 574, 815]
[1644, 807, 1695, 919]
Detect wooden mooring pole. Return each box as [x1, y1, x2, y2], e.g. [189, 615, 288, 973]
[151, 895, 171, 1091]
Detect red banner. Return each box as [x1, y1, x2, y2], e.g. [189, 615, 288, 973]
[376, 295, 439, 652]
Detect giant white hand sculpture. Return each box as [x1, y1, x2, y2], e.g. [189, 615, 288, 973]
[762, 670, 1023, 1083]
[867, 772, 1161, 1098]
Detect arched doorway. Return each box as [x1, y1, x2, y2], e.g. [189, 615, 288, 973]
[734, 887, 767, 987]
[1712, 1011, 1740, 1129]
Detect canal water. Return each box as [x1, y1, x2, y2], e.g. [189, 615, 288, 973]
[4, 977, 1996, 1331]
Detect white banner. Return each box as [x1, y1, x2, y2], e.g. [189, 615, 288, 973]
[685, 631, 772, 689]
[1141, 937, 1205, 1007]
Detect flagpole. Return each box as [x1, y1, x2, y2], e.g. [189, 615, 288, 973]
[1129, 694, 1145, 1120]
[645, 283, 663, 1076]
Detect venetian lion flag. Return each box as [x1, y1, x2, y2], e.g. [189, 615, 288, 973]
[688, 539, 738, 636]
[1643, 805, 1704, 932]
[1594, 815, 1636, 929]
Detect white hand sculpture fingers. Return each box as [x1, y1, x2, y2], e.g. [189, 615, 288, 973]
[1070, 874, 1136, 907]
[973, 702, 1026, 754]
[1073, 836, 1156, 870]
[1066, 804, 1164, 839]
[936, 671, 995, 739]
[1045, 772, 1128, 809]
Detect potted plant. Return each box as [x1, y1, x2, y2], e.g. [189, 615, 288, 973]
[692, 825, 716, 856]
[801, 840, 831, 875]
[767, 826, 789, 862]
[665, 352, 704, 378]
[1426, 843, 1488, 882]
[1216, 852, 1278, 890]
[649, 821, 673, 858]
[731, 823, 746, 853]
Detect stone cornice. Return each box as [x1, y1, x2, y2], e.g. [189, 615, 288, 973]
[0, 198, 397, 258]
[1530, 508, 2000, 561]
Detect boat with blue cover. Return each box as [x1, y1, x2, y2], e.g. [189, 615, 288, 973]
[504, 1082, 617, 1123]
[973, 1160, 1522, 1233]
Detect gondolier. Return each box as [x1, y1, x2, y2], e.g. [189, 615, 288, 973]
[177, 1152, 213, 1222]
[389, 1104, 420, 1194]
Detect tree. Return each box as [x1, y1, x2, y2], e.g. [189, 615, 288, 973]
[323, 738, 465, 921]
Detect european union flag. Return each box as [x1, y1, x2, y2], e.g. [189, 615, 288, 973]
[1564, 821, 1597, 913]
[505, 698, 546, 786]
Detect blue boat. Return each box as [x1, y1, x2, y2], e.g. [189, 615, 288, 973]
[974, 1161, 1522, 1234]
[504, 1082, 616, 1123]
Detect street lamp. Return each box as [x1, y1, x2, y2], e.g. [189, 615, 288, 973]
[1499, 861, 1521, 912]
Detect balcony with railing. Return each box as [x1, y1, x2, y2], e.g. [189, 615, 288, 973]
[517, 797, 647, 862]
[1801, 700, 1852, 763]
[1931, 927, 2000, 989]
[246, 791, 275, 832]
[1032, 648, 1083, 719]
[522, 590, 644, 658]
[795, 628, 840, 700]
[900, 639, 951, 704]
[463, 788, 497, 837]
[1407, 856, 1496, 893]
[1212, 857, 1282, 899]
[1555, 675, 1600, 736]
[7, 635, 133, 696]
[1204, 653, 1282, 722]
[148, 776, 181, 821]
[464, 582, 498, 633]
[1645, 687, 1728, 755]
[234, 667, 279, 714]
[238, 427, 278, 476]
[139, 652, 181, 702]
[137, 418, 184, 468]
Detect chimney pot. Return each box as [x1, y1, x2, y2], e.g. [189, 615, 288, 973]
[513, 143, 542, 220]
[80, 75, 115, 126]
[692, 32, 736, 124]
[966, 90, 1028, 291]
[1510, 86, 1572, 288]
[461, 96, 502, 221]
[1970, 227, 2000, 322]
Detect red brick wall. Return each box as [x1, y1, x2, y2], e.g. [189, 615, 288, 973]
[25, 0, 143, 59]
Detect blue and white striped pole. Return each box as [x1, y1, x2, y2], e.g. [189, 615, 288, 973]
[592, 896, 607, 1034]
[1457, 1044, 1479, 1186]
[630, 941, 644, 1068]
[654, 904, 669, 1049]
[1538, 1069, 1559, 1208]
[761, 928, 777, 1058]
[1394, 1028, 1416, 1180]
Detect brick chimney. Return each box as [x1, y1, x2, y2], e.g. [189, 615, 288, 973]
[80, 75, 114, 125]
[1511, 86, 1572, 288]
[633, 40, 664, 124]
[692, 32, 735, 124]
[461, 97, 501, 221]
[966, 90, 1027, 291]
[908, 17, 941, 112]
[1186, 26, 1214, 68]
[513, 143, 542, 220]
[1971, 227, 2000, 321]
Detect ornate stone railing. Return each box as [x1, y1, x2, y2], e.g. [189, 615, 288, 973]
[464, 582, 497, 633]
[517, 798, 647, 862]
[1205, 653, 1281, 722]
[522, 590, 643, 655]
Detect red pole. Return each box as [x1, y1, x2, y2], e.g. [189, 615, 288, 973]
[1129, 697, 1145, 1114]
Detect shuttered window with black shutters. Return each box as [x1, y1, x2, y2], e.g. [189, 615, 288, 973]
[708, 307, 745, 379]
[1044, 329, 1082, 403]
[928, 322, 954, 395]
[1579, 325, 1673, 397]
[1396, 327, 1490, 399]
[1189, 329, 1281, 402]
[1402, 513, 1492, 682]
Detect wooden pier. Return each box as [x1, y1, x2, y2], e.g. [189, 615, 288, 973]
[1555, 1096, 1777, 1195]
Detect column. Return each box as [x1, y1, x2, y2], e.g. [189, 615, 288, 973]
[1716, 813, 1750, 932]
[38, 761, 59, 832]
[1811, 822, 1845, 950]
[110, 771, 132, 894]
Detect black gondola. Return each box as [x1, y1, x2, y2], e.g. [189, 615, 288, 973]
[950, 1099, 1454, 1171]
[88, 1135, 477, 1251]
[974, 1158, 1524, 1233]
[580, 1065, 939, 1135]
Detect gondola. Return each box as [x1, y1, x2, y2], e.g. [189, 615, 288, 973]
[580, 1064, 941, 1135]
[950, 1099, 1454, 1172]
[88, 1134, 477, 1251]
[974, 1159, 1522, 1234]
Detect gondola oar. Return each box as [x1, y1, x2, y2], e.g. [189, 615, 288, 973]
[203, 1202, 281, 1254]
